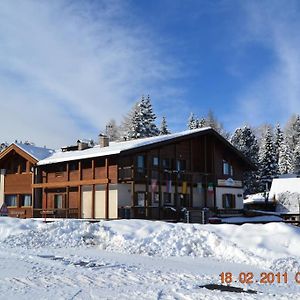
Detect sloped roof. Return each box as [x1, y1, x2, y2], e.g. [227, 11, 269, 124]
[38, 128, 212, 165]
[14, 143, 54, 161]
[38, 127, 254, 169]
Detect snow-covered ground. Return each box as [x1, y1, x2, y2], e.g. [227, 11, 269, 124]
[0, 218, 299, 299]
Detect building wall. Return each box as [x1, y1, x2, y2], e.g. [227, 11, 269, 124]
[0, 169, 5, 206]
[215, 187, 244, 209]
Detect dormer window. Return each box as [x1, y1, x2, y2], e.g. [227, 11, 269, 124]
[223, 160, 233, 176]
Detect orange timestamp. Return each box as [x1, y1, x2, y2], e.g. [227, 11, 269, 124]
[220, 272, 300, 284]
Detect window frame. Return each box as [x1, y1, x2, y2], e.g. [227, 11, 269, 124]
[20, 194, 32, 207]
[4, 194, 17, 207]
[222, 194, 236, 209]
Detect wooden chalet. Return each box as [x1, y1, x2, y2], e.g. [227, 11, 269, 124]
[32, 128, 254, 220]
[0, 143, 53, 218]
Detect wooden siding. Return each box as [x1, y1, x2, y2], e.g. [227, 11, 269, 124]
[5, 174, 32, 194]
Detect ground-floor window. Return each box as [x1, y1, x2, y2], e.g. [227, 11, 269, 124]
[20, 194, 32, 206]
[136, 192, 146, 207]
[163, 192, 172, 205]
[4, 194, 17, 207]
[222, 194, 236, 208]
[54, 194, 64, 209]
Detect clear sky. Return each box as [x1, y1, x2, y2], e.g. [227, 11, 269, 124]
[0, 0, 300, 148]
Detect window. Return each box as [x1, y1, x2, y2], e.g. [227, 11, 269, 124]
[163, 192, 172, 204]
[20, 195, 32, 206]
[5, 195, 17, 207]
[152, 156, 159, 167]
[137, 155, 145, 174]
[162, 158, 170, 169]
[223, 160, 233, 176]
[136, 192, 145, 207]
[222, 194, 236, 208]
[176, 159, 186, 171]
[54, 194, 64, 209]
[152, 192, 159, 203]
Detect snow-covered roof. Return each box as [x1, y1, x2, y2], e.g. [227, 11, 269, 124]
[15, 143, 54, 161]
[269, 177, 300, 199]
[38, 127, 212, 165]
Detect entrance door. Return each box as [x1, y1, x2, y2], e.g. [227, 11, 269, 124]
[81, 185, 92, 218]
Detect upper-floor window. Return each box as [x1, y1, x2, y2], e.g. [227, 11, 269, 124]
[162, 158, 170, 169]
[137, 155, 145, 173]
[152, 156, 159, 167]
[223, 160, 233, 176]
[176, 159, 186, 171]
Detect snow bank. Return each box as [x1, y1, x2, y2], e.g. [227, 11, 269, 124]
[0, 218, 299, 270]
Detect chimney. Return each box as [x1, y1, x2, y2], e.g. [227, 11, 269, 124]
[99, 133, 109, 148]
[77, 140, 89, 151]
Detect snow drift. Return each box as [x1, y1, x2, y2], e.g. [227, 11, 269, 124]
[0, 218, 299, 272]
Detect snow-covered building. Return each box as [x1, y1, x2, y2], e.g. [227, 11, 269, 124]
[0, 143, 54, 218]
[32, 127, 253, 220]
[0, 128, 253, 219]
[269, 174, 300, 213]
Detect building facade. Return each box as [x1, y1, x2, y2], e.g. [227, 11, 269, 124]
[0, 128, 253, 219]
[31, 128, 253, 219]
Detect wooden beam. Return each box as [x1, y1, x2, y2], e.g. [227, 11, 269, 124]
[78, 161, 82, 181]
[92, 159, 95, 179]
[92, 184, 95, 219]
[78, 185, 82, 218]
[32, 178, 109, 189]
[105, 158, 109, 219]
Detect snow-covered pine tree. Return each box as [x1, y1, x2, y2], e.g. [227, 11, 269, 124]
[121, 95, 159, 140]
[142, 95, 159, 137]
[159, 116, 171, 135]
[120, 102, 139, 140]
[198, 117, 206, 128]
[231, 125, 259, 194]
[284, 114, 300, 152]
[187, 113, 198, 130]
[125, 103, 144, 140]
[274, 123, 283, 163]
[278, 137, 293, 174]
[258, 127, 278, 191]
[293, 142, 300, 174]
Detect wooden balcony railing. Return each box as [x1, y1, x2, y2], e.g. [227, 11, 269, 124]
[33, 208, 79, 219]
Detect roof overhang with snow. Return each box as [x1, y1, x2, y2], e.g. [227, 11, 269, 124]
[37, 127, 255, 170]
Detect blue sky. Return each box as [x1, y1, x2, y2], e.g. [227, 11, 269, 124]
[0, 0, 300, 148]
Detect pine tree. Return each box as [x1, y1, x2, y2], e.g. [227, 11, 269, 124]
[159, 116, 171, 135]
[121, 95, 159, 140]
[293, 141, 300, 174]
[231, 125, 259, 194]
[187, 113, 198, 130]
[198, 118, 206, 128]
[278, 137, 293, 174]
[258, 127, 278, 191]
[274, 124, 283, 163]
[142, 95, 159, 137]
[285, 114, 300, 152]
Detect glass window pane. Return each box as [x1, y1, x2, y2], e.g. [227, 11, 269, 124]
[5, 195, 17, 206]
[54, 194, 63, 209]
